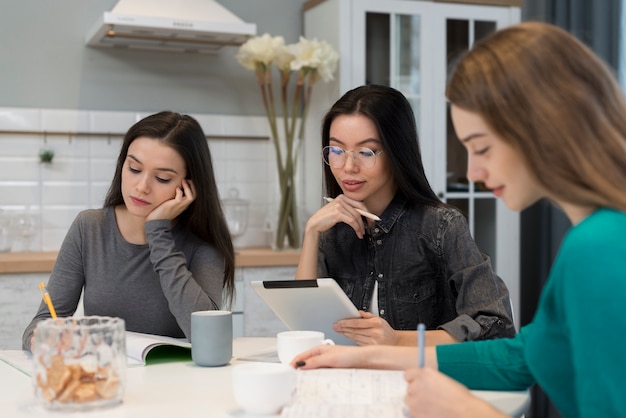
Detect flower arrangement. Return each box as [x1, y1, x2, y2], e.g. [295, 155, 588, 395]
[236, 34, 339, 249]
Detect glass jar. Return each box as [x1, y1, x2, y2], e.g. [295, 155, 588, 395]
[32, 316, 126, 411]
[221, 187, 249, 243]
[0, 210, 13, 252]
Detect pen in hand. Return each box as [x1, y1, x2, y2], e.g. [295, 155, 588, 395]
[417, 323, 425, 368]
[39, 281, 57, 318]
[323, 197, 381, 221]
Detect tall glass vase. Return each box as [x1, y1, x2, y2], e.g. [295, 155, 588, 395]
[272, 165, 301, 250]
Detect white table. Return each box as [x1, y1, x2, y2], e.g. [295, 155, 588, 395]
[0, 338, 529, 417]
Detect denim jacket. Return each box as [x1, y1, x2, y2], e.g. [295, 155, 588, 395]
[318, 193, 515, 341]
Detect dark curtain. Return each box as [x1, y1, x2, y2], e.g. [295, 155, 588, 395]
[523, 0, 621, 68]
[520, 1, 622, 418]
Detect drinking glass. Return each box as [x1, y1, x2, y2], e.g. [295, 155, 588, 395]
[12, 208, 37, 251]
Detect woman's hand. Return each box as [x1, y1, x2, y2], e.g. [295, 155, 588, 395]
[334, 311, 400, 345]
[291, 344, 417, 370]
[146, 179, 196, 222]
[404, 367, 506, 418]
[307, 195, 375, 239]
[290, 344, 373, 370]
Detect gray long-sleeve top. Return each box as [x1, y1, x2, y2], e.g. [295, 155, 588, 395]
[22, 207, 224, 351]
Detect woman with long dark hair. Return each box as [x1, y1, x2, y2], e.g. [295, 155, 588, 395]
[296, 85, 514, 346]
[23, 111, 234, 351]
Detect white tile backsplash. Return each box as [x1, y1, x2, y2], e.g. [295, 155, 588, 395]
[89, 160, 118, 182]
[0, 107, 281, 250]
[41, 183, 91, 206]
[88, 111, 139, 133]
[41, 109, 91, 132]
[0, 160, 40, 181]
[41, 159, 90, 181]
[89, 137, 124, 157]
[191, 114, 224, 137]
[0, 108, 41, 130]
[0, 184, 40, 206]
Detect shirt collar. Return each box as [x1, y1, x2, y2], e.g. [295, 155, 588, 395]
[374, 192, 407, 234]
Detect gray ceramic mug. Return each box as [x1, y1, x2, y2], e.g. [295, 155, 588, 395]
[191, 310, 233, 367]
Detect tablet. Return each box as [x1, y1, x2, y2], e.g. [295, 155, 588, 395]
[250, 278, 360, 346]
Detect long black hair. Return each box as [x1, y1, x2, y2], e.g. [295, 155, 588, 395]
[321, 85, 441, 206]
[103, 111, 235, 306]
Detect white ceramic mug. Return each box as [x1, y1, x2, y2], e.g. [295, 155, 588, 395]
[191, 310, 232, 367]
[232, 363, 297, 415]
[276, 330, 335, 365]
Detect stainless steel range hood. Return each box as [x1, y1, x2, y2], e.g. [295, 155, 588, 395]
[86, 0, 256, 54]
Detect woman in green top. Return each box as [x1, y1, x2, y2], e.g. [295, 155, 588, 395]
[291, 22, 626, 418]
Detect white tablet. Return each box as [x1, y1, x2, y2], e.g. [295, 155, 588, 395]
[250, 278, 360, 346]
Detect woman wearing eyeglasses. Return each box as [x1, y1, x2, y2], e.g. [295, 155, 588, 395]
[296, 84, 515, 346]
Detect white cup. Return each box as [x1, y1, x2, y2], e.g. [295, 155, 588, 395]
[276, 330, 335, 365]
[232, 363, 297, 415]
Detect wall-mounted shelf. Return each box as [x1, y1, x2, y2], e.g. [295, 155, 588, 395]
[0, 130, 269, 141]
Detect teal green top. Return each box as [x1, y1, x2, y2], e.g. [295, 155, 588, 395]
[437, 208, 626, 418]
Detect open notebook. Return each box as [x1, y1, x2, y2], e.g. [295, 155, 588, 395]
[125, 331, 191, 366]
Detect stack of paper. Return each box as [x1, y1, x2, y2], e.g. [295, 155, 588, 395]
[281, 369, 410, 418]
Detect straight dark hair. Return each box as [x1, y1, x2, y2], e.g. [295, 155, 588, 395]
[103, 111, 235, 306]
[321, 84, 441, 206]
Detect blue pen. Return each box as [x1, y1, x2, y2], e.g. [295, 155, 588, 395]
[417, 323, 425, 368]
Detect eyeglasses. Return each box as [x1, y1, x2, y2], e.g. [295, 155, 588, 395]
[322, 146, 383, 169]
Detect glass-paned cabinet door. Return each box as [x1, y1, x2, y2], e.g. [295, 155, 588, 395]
[439, 9, 509, 274]
[365, 12, 423, 134]
[444, 15, 506, 270]
[395, 13, 422, 135]
[353, 0, 437, 181]
[445, 19, 497, 196]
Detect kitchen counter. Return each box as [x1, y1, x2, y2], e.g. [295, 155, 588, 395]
[0, 248, 300, 274]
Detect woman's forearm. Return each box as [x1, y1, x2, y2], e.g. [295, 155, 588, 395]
[295, 227, 321, 280]
[360, 345, 439, 370]
[394, 329, 458, 347]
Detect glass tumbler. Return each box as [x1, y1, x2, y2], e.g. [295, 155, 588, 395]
[32, 316, 126, 411]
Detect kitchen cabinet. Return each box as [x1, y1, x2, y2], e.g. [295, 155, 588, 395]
[303, 0, 521, 320]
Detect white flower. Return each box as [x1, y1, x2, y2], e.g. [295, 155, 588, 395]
[272, 45, 295, 73]
[288, 37, 339, 82]
[236, 33, 286, 70]
[315, 41, 340, 82]
[288, 37, 321, 71]
[235, 33, 339, 249]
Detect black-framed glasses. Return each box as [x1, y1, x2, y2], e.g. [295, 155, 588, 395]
[322, 146, 383, 169]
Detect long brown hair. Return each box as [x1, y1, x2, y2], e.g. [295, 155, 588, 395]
[446, 22, 626, 212]
[103, 111, 235, 306]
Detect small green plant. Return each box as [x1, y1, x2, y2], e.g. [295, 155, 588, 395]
[39, 149, 54, 163]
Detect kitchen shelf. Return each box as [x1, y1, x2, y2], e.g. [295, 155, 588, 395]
[0, 248, 300, 274]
